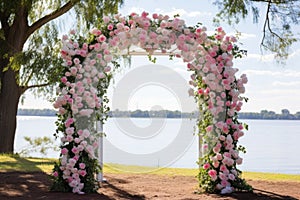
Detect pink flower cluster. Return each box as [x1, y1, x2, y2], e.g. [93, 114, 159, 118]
[97, 12, 202, 58]
[187, 27, 248, 193]
[54, 12, 248, 194]
[53, 28, 114, 193]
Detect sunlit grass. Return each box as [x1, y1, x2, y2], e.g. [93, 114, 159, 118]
[243, 171, 300, 182]
[0, 154, 56, 172]
[104, 163, 198, 176]
[1, 154, 300, 182]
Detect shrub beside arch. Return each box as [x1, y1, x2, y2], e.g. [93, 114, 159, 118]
[51, 12, 252, 194]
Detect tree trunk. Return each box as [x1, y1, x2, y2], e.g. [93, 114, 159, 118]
[0, 5, 28, 153]
[0, 65, 22, 153]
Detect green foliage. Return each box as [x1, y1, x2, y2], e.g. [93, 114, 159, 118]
[147, 54, 157, 63]
[237, 145, 247, 154]
[97, 72, 112, 124]
[231, 175, 253, 192]
[213, 0, 250, 25]
[50, 161, 72, 192]
[51, 152, 101, 193]
[198, 168, 217, 193]
[18, 136, 59, 157]
[213, 0, 300, 61]
[0, 0, 124, 95]
[73, 0, 124, 31]
[190, 25, 252, 193]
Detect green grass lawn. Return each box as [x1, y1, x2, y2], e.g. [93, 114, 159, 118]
[1, 154, 300, 182]
[0, 154, 56, 172]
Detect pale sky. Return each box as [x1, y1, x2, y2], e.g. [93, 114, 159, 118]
[19, 0, 300, 114]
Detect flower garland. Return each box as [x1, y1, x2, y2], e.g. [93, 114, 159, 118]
[51, 11, 251, 194]
[51, 30, 112, 193]
[187, 27, 252, 193]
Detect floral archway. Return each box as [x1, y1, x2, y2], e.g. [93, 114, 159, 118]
[51, 12, 252, 194]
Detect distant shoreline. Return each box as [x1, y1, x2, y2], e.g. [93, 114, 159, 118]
[18, 108, 300, 120]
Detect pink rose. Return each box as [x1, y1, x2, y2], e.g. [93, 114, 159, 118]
[141, 11, 148, 18]
[152, 13, 158, 19]
[61, 77, 67, 84]
[78, 145, 84, 152]
[236, 157, 243, 165]
[65, 118, 74, 127]
[73, 155, 79, 161]
[71, 147, 79, 154]
[83, 130, 90, 138]
[220, 165, 228, 172]
[53, 171, 58, 177]
[219, 135, 225, 141]
[104, 66, 111, 72]
[213, 147, 220, 154]
[219, 172, 227, 181]
[202, 144, 208, 150]
[77, 130, 83, 136]
[90, 28, 101, 36]
[72, 172, 79, 179]
[66, 127, 74, 135]
[216, 153, 223, 160]
[79, 170, 87, 177]
[74, 137, 81, 143]
[208, 169, 217, 181]
[79, 163, 86, 169]
[98, 35, 106, 42]
[203, 163, 210, 170]
[73, 58, 80, 65]
[69, 29, 76, 35]
[107, 24, 114, 30]
[221, 180, 229, 187]
[205, 125, 213, 132]
[103, 16, 111, 24]
[228, 173, 235, 181]
[212, 161, 219, 168]
[61, 148, 68, 155]
[66, 135, 73, 142]
[69, 180, 78, 188]
[68, 158, 76, 166]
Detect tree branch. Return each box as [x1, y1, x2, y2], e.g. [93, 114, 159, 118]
[22, 82, 51, 93]
[26, 0, 80, 39]
[261, 1, 271, 48]
[22, 70, 34, 87]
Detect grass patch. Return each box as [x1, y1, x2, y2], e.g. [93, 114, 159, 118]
[1, 154, 300, 182]
[0, 154, 56, 172]
[104, 163, 198, 176]
[243, 171, 300, 182]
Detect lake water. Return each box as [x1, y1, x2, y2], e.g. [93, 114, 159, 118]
[15, 116, 300, 174]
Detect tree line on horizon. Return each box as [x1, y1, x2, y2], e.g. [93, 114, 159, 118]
[18, 108, 300, 120]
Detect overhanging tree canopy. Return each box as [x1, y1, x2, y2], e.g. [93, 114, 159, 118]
[0, 0, 123, 153]
[213, 0, 300, 61]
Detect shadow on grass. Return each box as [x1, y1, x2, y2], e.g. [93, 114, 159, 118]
[0, 157, 143, 199]
[0, 171, 116, 199]
[0, 156, 298, 199]
[0, 156, 115, 199]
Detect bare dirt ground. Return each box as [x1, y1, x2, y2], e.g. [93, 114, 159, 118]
[0, 171, 299, 199]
